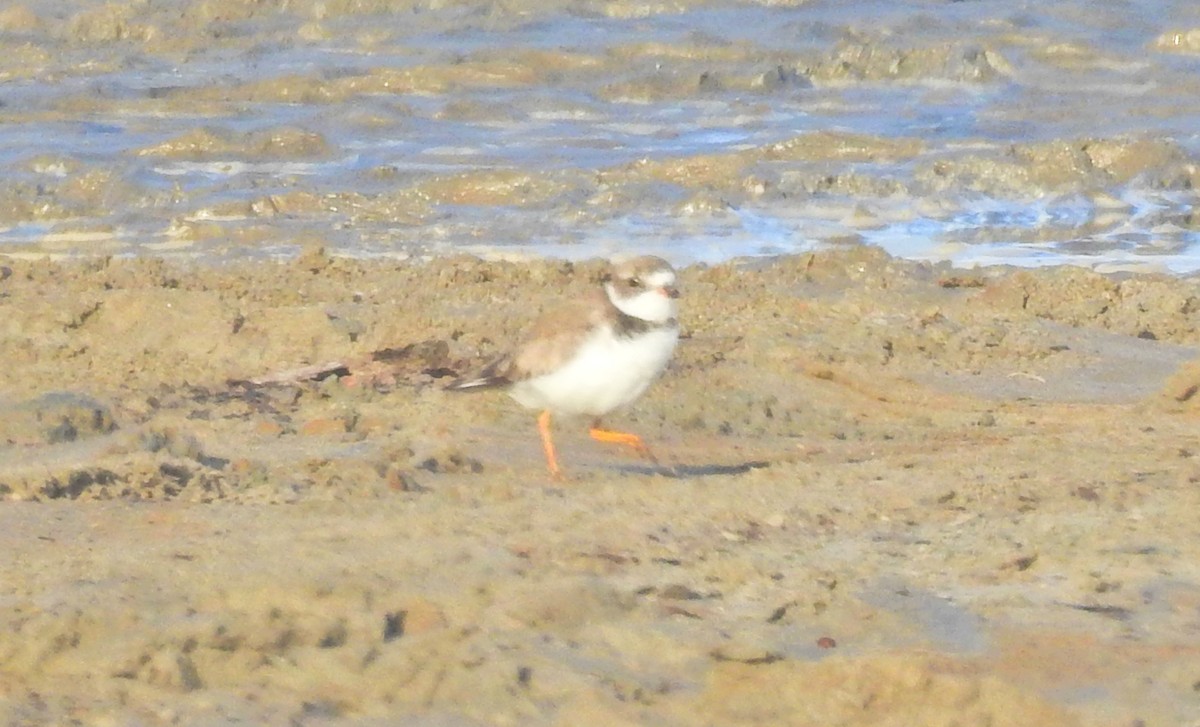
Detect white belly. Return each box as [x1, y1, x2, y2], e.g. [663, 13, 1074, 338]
[509, 326, 679, 417]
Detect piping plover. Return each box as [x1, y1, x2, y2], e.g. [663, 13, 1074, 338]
[448, 256, 681, 478]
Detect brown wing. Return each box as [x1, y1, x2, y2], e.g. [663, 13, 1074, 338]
[511, 290, 613, 379]
[446, 289, 614, 391]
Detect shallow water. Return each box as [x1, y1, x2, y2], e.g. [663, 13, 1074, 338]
[2, 0, 1200, 269]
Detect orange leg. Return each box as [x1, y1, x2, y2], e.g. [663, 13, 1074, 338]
[589, 420, 659, 465]
[537, 410, 565, 480]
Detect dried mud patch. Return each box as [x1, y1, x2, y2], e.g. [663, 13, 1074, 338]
[3, 249, 1200, 725]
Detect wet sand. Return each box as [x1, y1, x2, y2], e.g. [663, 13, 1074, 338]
[3, 0, 1200, 264]
[3, 249, 1200, 725]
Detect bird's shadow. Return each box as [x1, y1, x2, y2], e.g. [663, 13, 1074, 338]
[609, 460, 772, 478]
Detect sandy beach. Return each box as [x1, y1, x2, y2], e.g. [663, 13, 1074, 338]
[3, 249, 1200, 725]
[5, 0, 1200, 723]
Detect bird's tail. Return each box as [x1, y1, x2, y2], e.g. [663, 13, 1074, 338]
[445, 375, 507, 392]
[445, 354, 513, 392]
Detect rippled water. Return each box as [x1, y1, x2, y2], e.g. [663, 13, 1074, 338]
[2, 0, 1200, 269]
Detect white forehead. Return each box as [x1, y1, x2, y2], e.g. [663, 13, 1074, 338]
[642, 269, 676, 288]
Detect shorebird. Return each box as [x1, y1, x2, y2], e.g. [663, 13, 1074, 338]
[447, 256, 680, 478]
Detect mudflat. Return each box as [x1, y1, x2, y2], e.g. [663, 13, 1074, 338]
[3, 248, 1200, 725]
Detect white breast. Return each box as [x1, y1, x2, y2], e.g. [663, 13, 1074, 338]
[509, 325, 679, 417]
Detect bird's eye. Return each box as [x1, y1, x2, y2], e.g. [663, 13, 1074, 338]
[628, 277, 642, 288]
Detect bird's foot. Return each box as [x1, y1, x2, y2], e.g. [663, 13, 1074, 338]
[588, 424, 659, 465]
